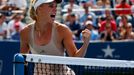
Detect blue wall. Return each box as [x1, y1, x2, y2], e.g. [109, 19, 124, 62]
[75, 41, 134, 60]
[0, 40, 20, 75]
[0, 40, 134, 75]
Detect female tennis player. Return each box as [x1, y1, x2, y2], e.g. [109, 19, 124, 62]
[20, 0, 91, 75]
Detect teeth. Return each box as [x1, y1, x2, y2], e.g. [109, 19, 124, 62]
[50, 15, 55, 20]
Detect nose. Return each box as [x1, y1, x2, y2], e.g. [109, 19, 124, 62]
[52, 6, 57, 13]
[49, 2, 57, 12]
[51, 4, 57, 13]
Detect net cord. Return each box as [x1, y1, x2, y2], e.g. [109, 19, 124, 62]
[24, 54, 134, 68]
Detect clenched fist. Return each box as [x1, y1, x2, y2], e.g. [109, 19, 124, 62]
[81, 29, 91, 43]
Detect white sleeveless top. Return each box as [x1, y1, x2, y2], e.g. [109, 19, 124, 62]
[28, 23, 75, 75]
[29, 22, 65, 56]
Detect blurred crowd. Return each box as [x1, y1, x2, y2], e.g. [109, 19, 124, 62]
[61, 0, 134, 42]
[0, 0, 134, 42]
[0, 0, 28, 40]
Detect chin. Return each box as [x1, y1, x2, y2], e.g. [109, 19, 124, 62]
[51, 18, 55, 21]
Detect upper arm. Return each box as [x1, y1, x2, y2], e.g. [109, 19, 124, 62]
[20, 26, 30, 53]
[62, 26, 77, 57]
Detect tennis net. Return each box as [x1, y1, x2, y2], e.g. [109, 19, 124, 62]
[13, 54, 134, 75]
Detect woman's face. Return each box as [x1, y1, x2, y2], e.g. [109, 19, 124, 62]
[37, 1, 57, 21]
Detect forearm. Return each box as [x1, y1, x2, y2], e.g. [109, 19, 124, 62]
[73, 29, 90, 57]
[20, 48, 29, 54]
[20, 43, 29, 54]
[74, 41, 89, 57]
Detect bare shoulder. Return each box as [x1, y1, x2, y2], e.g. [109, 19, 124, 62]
[54, 21, 71, 32]
[20, 24, 31, 35]
[54, 21, 72, 39]
[20, 22, 34, 38]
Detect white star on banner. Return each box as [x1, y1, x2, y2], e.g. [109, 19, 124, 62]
[102, 45, 115, 58]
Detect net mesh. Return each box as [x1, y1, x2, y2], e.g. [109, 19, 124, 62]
[22, 54, 134, 75]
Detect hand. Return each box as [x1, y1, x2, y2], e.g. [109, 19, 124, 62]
[82, 29, 91, 43]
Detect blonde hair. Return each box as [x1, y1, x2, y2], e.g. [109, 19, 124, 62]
[29, 0, 37, 20]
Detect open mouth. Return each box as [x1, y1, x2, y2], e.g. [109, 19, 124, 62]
[50, 15, 56, 18]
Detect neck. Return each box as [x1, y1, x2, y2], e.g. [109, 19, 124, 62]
[35, 21, 53, 32]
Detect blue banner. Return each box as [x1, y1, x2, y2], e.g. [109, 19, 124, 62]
[0, 40, 20, 75]
[75, 41, 134, 60]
